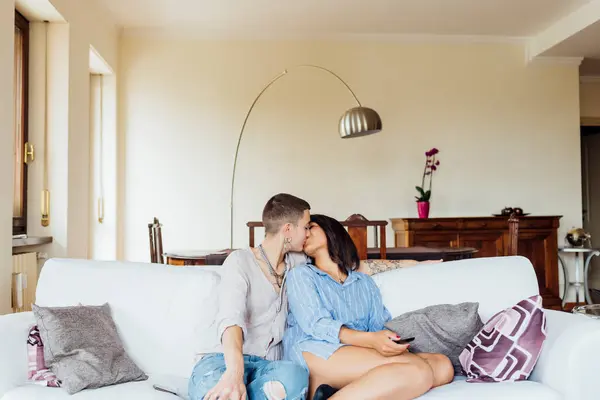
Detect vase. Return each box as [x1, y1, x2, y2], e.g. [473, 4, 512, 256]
[417, 201, 430, 219]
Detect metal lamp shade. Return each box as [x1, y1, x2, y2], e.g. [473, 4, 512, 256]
[339, 106, 382, 138]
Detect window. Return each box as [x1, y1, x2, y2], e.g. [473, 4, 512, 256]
[13, 11, 29, 235]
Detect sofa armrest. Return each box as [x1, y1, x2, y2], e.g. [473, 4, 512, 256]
[529, 309, 600, 400]
[0, 312, 35, 398]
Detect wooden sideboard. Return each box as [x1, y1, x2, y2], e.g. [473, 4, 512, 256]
[390, 216, 562, 310]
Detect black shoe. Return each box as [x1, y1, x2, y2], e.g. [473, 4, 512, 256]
[313, 384, 338, 400]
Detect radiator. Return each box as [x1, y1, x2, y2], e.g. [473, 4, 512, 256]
[12, 252, 39, 313]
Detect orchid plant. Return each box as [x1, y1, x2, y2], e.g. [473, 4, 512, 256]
[415, 148, 440, 202]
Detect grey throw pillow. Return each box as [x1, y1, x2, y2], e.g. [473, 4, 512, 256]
[384, 302, 483, 375]
[32, 303, 147, 394]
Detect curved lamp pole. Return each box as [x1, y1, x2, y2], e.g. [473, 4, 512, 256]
[229, 64, 382, 248]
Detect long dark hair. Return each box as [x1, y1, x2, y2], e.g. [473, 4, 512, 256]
[310, 214, 360, 273]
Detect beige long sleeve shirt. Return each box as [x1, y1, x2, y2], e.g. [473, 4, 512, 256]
[197, 247, 308, 361]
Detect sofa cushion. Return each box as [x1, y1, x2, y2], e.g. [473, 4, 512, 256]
[419, 376, 561, 399]
[34, 259, 222, 378]
[459, 295, 546, 382]
[32, 303, 147, 394]
[384, 302, 483, 375]
[372, 256, 540, 323]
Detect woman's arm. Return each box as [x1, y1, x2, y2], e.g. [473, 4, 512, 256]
[286, 267, 344, 344]
[287, 267, 381, 346]
[358, 259, 442, 275]
[287, 266, 408, 356]
[338, 327, 408, 357]
[365, 275, 392, 332]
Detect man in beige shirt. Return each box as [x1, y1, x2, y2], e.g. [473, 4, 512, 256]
[189, 193, 312, 400]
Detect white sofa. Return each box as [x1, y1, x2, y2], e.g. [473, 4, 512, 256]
[0, 256, 599, 399]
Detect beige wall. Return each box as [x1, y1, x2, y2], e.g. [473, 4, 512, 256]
[0, 0, 119, 314]
[0, 3, 16, 315]
[580, 81, 600, 118]
[89, 74, 118, 260]
[119, 37, 582, 263]
[24, 1, 120, 261]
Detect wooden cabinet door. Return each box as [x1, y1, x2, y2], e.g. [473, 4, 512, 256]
[513, 230, 561, 308]
[412, 232, 459, 248]
[458, 231, 504, 258]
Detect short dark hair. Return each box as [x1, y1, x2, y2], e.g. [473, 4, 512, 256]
[262, 193, 311, 235]
[310, 214, 360, 273]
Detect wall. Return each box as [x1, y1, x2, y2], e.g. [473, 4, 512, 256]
[580, 81, 600, 117]
[25, 0, 120, 259]
[0, 0, 119, 313]
[0, 3, 16, 314]
[89, 74, 118, 260]
[119, 37, 582, 267]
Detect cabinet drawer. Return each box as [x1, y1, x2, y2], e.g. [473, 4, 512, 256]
[463, 220, 506, 230]
[517, 219, 556, 230]
[413, 232, 458, 248]
[408, 221, 458, 231]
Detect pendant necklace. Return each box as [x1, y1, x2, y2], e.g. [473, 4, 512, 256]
[258, 244, 285, 288]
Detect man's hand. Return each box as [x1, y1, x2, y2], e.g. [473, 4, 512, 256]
[367, 330, 410, 357]
[205, 369, 247, 400]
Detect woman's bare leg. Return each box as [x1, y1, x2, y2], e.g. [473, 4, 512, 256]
[303, 347, 434, 400]
[415, 353, 454, 387]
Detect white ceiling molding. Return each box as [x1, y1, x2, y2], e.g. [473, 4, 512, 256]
[527, 0, 600, 59]
[123, 26, 527, 45]
[527, 56, 584, 66]
[15, 0, 64, 22]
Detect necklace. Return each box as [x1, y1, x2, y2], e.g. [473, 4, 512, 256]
[336, 270, 345, 284]
[258, 244, 285, 288]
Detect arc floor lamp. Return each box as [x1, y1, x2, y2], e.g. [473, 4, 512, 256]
[229, 64, 383, 248]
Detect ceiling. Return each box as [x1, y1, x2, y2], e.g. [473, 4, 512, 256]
[101, 0, 592, 37]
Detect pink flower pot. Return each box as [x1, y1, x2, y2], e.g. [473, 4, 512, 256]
[417, 201, 430, 219]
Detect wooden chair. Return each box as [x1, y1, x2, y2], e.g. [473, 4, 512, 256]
[246, 214, 388, 261]
[148, 217, 164, 264]
[343, 214, 387, 260]
[506, 213, 519, 256]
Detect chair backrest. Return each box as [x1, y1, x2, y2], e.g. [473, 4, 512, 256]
[148, 217, 164, 264]
[343, 214, 387, 260]
[507, 213, 519, 256]
[246, 214, 387, 260]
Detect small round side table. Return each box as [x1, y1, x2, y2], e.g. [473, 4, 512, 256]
[558, 247, 600, 308]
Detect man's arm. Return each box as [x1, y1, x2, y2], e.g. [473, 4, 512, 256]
[220, 326, 245, 379]
[205, 325, 247, 400]
[358, 259, 442, 275]
[206, 254, 249, 399]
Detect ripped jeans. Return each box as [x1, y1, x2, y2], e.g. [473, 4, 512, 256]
[189, 353, 308, 400]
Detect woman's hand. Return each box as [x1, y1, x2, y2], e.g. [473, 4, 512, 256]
[367, 330, 410, 357]
[205, 369, 247, 400]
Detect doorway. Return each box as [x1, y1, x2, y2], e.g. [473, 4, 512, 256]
[581, 125, 600, 303]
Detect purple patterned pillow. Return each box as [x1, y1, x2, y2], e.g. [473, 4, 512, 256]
[459, 295, 546, 382]
[26, 325, 61, 387]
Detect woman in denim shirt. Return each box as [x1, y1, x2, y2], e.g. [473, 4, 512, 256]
[283, 214, 453, 400]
